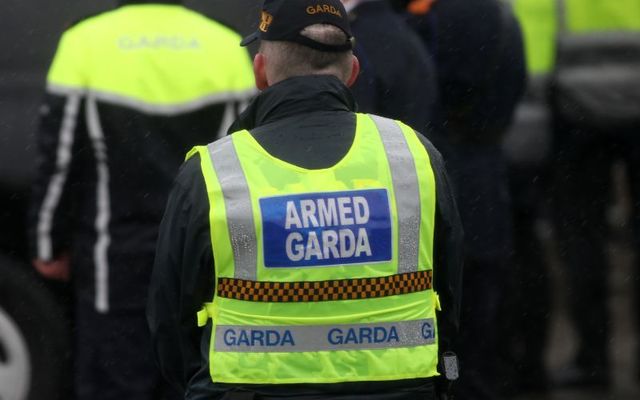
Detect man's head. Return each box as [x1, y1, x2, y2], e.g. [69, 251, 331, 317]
[241, 0, 360, 89]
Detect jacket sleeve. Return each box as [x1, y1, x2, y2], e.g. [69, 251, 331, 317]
[28, 29, 88, 262]
[417, 134, 464, 355]
[147, 155, 215, 392]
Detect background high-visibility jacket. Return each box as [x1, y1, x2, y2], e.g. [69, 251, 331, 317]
[513, 0, 640, 76]
[28, 2, 255, 313]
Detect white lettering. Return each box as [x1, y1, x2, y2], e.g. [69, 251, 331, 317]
[337, 197, 354, 225]
[354, 227, 372, 257]
[118, 35, 201, 50]
[318, 198, 338, 227]
[300, 199, 319, 228]
[285, 232, 305, 261]
[339, 229, 356, 257]
[353, 196, 370, 224]
[118, 37, 133, 49]
[305, 231, 323, 260]
[322, 230, 340, 259]
[285, 201, 302, 229]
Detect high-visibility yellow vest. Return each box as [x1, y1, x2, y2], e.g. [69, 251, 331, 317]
[47, 4, 255, 106]
[512, 0, 640, 75]
[191, 113, 440, 384]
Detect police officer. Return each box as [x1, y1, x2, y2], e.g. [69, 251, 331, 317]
[147, 0, 463, 398]
[28, 1, 254, 398]
[496, 0, 558, 393]
[395, 1, 526, 399]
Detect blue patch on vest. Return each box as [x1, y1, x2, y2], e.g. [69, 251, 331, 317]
[260, 189, 392, 268]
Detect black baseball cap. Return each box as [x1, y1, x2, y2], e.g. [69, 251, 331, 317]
[240, 0, 354, 52]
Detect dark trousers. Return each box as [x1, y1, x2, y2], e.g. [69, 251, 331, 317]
[75, 301, 180, 400]
[498, 166, 551, 393]
[551, 116, 640, 373]
[217, 384, 437, 400]
[456, 258, 507, 400]
[445, 145, 513, 400]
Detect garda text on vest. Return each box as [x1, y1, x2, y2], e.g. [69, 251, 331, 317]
[260, 189, 392, 268]
[215, 319, 436, 352]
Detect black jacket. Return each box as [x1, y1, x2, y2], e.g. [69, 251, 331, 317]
[349, 0, 438, 134]
[405, 0, 526, 262]
[407, 0, 526, 143]
[28, 2, 254, 312]
[147, 75, 464, 399]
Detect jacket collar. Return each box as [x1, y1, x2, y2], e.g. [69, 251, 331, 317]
[229, 75, 357, 133]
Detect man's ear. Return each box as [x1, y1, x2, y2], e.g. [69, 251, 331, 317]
[254, 53, 269, 91]
[346, 55, 360, 87]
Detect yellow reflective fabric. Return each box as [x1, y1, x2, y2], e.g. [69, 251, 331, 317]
[399, 121, 437, 275]
[186, 145, 230, 302]
[513, 0, 558, 74]
[564, 0, 640, 32]
[195, 114, 439, 384]
[47, 4, 254, 104]
[513, 0, 640, 75]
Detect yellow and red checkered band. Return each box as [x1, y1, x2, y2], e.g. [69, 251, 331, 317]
[218, 270, 433, 302]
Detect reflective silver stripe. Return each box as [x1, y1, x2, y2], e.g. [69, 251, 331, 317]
[216, 103, 236, 140]
[369, 115, 421, 274]
[36, 95, 81, 260]
[46, 84, 84, 97]
[87, 97, 112, 313]
[208, 138, 257, 280]
[556, 0, 567, 33]
[47, 83, 256, 116]
[214, 318, 436, 353]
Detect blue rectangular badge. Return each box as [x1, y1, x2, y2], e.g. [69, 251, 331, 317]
[260, 189, 392, 268]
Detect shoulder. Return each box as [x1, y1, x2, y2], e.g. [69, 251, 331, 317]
[175, 153, 207, 192]
[62, 8, 117, 37]
[414, 132, 444, 164]
[387, 115, 445, 165]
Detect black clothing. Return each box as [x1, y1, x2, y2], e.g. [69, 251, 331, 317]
[408, 0, 526, 144]
[551, 117, 640, 377]
[406, 0, 525, 261]
[349, 0, 438, 133]
[498, 165, 551, 394]
[403, 1, 526, 399]
[148, 75, 464, 399]
[28, 3, 253, 400]
[30, 94, 233, 311]
[28, 3, 253, 313]
[74, 301, 180, 400]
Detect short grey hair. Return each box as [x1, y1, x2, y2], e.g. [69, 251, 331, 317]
[259, 24, 353, 84]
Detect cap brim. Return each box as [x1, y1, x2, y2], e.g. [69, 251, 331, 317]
[240, 31, 260, 47]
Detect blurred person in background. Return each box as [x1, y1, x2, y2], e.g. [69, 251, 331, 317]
[393, 0, 526, 398]
[28, 0, 254, 398]
[496, 0, 557, 395]
[546, 0, 640, 388]
[341, 0, 439, 131]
